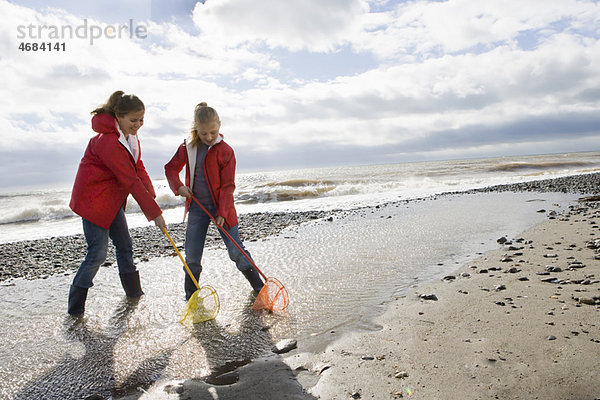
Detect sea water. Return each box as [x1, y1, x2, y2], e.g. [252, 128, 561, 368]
[0, 151, 598, 243]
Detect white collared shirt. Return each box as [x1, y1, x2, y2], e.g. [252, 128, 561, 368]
[116, 123, 140, 162]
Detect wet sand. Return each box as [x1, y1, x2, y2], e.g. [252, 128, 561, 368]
[125, 202, 600, 400]
[296, 200, 600, 399]
[115, 191, 600, 399]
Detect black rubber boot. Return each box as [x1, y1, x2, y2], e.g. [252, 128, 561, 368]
[241, 268, 264, 293]
[185, 272, 200, 301]
[68, 285, 88, 315]
[119, 271, 144, 298]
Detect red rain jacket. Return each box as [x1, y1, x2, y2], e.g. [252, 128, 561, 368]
[164, 135, 238, 228]
[70, 113, 162, 229]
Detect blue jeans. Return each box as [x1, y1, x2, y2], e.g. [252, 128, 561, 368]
[185, 201, 254, 279]
[72, 208, 137, 288]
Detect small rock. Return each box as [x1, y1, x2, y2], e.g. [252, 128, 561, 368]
[547, 335, 557, 341]
[420, 293, 438, 301]
[361, 355, 375, 360]
[394, 371, 409, 378]
[541, 277, 559, 283]
[272, 338, 297, 354]
[579, 297, 596, 305]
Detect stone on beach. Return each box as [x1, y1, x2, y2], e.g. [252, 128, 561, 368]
[272, 338, 298, 354]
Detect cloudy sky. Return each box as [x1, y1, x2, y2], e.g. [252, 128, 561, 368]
[1, 0, 599, 189]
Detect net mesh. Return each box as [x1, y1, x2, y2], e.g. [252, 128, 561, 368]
[180, 285, 220, 324]
[252, 278, 289, 312]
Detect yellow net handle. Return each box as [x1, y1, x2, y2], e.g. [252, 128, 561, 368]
[164, 227, 200, 290]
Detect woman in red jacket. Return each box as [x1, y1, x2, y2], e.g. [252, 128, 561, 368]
[165, 102, 263, 300]
[68, 91, 166, 315]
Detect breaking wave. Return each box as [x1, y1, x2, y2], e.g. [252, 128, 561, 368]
[488, 161, 594, 172]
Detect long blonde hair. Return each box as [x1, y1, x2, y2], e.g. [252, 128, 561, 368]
[189, 102, 220, 147]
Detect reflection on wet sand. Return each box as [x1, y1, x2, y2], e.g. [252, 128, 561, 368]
[15, 297, 173, 399]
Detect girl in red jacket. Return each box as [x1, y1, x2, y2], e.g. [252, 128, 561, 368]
[68, 91, 167, 315]
[165, 102, 263, 300]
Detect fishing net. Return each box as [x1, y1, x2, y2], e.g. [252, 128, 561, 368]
[180, 285, 220, 324]
[187, 196, 290, 314]
[252, 278, 289, 312]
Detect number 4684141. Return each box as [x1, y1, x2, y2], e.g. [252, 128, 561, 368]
[19, 42, 66, 51]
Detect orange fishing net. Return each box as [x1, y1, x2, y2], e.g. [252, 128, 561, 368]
[252, 277, 289, 312]
[190, 195, 290, 313]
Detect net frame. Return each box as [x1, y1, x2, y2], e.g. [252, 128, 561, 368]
[181, 285, 220, 324]
[252, 277, 289, 312]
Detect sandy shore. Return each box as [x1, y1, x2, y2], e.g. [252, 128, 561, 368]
[292, 200, 600, 399]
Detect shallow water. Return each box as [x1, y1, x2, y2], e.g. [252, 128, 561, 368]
[0, 192, 577, 399]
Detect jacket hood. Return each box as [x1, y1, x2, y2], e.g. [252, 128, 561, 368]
[91, 113, 118, 135]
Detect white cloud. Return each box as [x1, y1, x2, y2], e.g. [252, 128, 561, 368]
[354, 0, 600, 59]
[191, 0, 370, 52]
[0, 0, 599, 187]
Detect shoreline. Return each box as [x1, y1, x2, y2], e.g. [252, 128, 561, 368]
[111, 178, 600, 399]
[2, 172, 600, 283]
[299, 199, 600, 400]
[2, 172, 600, 399]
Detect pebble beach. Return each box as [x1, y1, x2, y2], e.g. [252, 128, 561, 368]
[2, 173, 600, 399]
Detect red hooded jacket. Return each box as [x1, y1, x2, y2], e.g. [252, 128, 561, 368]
[70, 113, 162, 229]
[164, 135, 238, 228]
